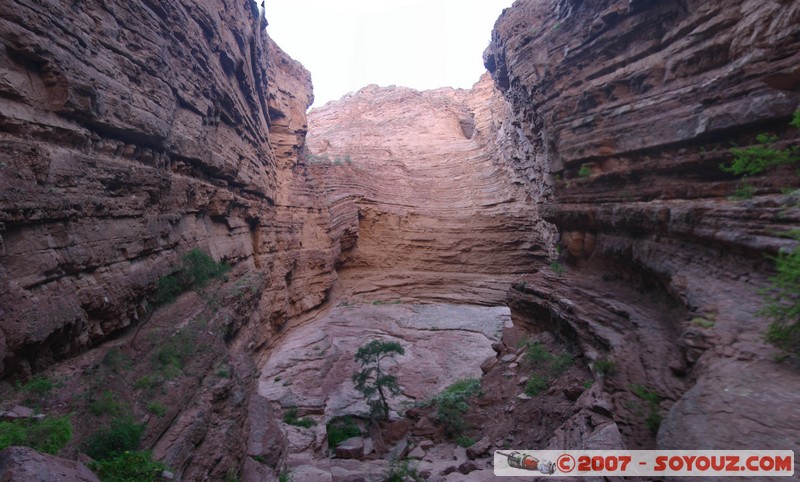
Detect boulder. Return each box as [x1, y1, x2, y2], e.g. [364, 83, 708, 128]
[335, 437, 364, 459]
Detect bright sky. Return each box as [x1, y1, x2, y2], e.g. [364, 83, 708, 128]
[265, 0, 514, 108]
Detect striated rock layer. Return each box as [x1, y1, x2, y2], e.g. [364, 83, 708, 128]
[0, 0, 346, 378]
[0, 0, 343, 479]
[306, 75, 555, 305]
[486, 0, 800, 466]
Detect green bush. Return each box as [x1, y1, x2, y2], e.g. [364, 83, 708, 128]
[152, 249, 229, 304]
[22, 376, 55, 397]
[761, 231, 800, 353]
[0, 415, 72, 455]
[84, 416, 145, 460]
[522, 342, 573, 396]
[721, 112, 800, 177]
[278, 470, 294, 482]
[431, 378, 481, 437]
[89, 450, 167, 482]
[326, 416, 361, 448]
[90, 391, 124, 417]
[550, 261, 566, 275]
[455, 435, 475, 447]
[524, 373, 548, 396]
[282, 407, 316, 428]
[731, 182, 755, 200]
[629, 384, 662, 435]
[578, 165, 592, 178]
[147, 402, 167, 417]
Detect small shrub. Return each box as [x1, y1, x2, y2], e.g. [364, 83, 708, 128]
[152, 249, 229, 304]
[134, 376, 160, 390]
[89, 450, 168, 482]
[525, 342, 550, 364]
[431, 378, 481, 437]
[278, 470, 294, 482]
[456, 435, 475, 447]
[384, 458, 422, 482]
[147, 402, 167, 417]
[551, 353, 573, 375]
[524, 373, 548, 396]
[690, 317, 715, 328]
[18, 376, 55, 403]
[0, 415, 72, 455]
[761, 231, 800, 353]
[282, 407, 316, 428]
[90, 391, 124, 417]
[594, 357, 617, 376]
[731, 182, 755, 200]
[102, 348, 132, 373]
[792, 110, 800, 129]
[326, 416, 361, 448]
[84, 416, 145, 460]
[722, 133, 798, 176]
[629, 384, 662, 435]
[578, 165, 592, 178]
[550, 261, 566, 275]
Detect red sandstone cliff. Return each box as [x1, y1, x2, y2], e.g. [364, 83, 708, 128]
[485, 0, 800, 465]
[305, 74, 555, 305]
[0, 1, 341, 478]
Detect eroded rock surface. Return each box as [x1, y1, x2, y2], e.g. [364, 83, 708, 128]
[486, 0, 800, 470]
[260, 303, 508, 416]
[305, 75, 555, 305]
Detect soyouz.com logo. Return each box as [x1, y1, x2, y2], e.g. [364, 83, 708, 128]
[493, 450, 795, 477]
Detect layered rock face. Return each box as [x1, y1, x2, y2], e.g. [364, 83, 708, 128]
[486, 0, 800, 461]
[0, 0, 343, 378]
[305, 75, 554, 305]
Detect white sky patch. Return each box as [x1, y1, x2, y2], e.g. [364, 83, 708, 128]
[265, 0, 513, 107]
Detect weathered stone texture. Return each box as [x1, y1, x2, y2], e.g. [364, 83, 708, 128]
[487, 0, 800, 462]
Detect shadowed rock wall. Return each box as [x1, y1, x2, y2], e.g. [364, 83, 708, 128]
[0, 0, 344, 379]
[486, 0, 800, 463]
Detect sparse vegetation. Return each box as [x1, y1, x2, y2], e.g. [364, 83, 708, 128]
[730, 182, 755, 200]
[147, 402, 167, 417]
[456, 435, 475, 447]
[522, 342, 573, 396]
[89, 450, 168, 482]
[0, 415, 73, 455]
[430, 378, 481, 437]
[152, 248, 229, 305]
[594, 357, 617, 376]
[278, 470, 294, 482]
[718, 112, 800, 200]
[629, 384, 662, 435]
[761, 230, 800, 353]
[21, 376, 54, 400]
[101, 348, 132, 373]
[84, 415, 145, 460]
[722, 133, 799, 177]
[550, 261, 566, 275]
[326, 416, 361, 449]
[384, 458, 422, 482]
[524, 373, 549, 396]
[90, 391, 125, 417]
[578, 164, 592, 178]
[690, 316, 715, 328]
[352, 339, 405, 420]
[282, 407, 316, 428]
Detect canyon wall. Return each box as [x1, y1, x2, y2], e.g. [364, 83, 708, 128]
[0, 0, 345, 379]
[486, 0, 800, 459]
[305, 74, 555, 305]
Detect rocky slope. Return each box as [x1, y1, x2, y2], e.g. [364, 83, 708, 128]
[305, 75, 555, 305]
[486, 0, 800, 466]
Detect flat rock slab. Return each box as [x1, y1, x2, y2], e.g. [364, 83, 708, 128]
[259, 303, 510, 416]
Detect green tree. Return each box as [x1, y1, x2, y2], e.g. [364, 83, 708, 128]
[352, 339, 405, 420]
[761, 231, 800, 353]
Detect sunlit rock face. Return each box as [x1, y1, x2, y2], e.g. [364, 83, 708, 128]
[486, 0, 800, 457]
[305, 74, 556, 305]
